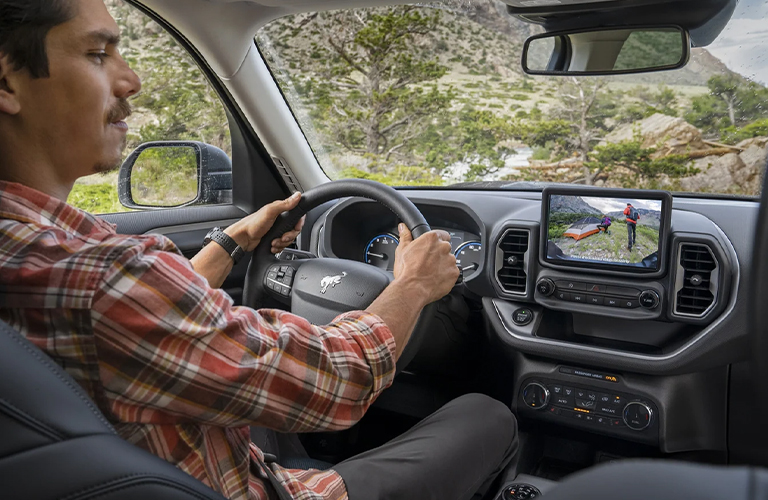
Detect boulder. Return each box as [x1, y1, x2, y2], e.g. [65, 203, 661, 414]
[676, 145, 766, 195]
[604, 113, 708, 156]
[680, 153, 744, 193]
[737, 143, 768, 194]
[736, 137, 768, 150]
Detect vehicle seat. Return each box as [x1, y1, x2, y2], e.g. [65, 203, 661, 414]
[0, 317, 228, 500]
[250, 426, 333, 470]
[541, 459, 768, 500]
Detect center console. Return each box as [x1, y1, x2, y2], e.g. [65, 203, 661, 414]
[484, 186, 736, 453]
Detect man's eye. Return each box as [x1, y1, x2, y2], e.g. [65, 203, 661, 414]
[89, 51, 108, 63]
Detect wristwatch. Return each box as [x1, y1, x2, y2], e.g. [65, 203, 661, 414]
[202, 227, 245, 265]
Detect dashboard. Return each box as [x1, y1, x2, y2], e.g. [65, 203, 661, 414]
[302, 187, 757, 456]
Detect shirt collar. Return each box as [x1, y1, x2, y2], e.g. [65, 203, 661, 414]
[0, 181, 117, 237]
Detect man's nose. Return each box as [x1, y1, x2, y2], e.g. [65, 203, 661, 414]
[115, 55, 142, 99]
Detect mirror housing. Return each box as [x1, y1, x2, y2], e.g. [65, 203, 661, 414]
[522, 26, 690, 76]
[118, 141, 232, 210]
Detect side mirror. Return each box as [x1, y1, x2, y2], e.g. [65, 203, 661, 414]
[522, 25, 690, 76]
[118, 141, 232, 210]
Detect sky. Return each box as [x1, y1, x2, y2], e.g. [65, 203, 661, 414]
[707, 0, 768, 84]
[583, 197, 662, 214]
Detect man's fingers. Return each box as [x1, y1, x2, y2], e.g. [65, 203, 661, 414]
[434, 230, 451, 243]
[294, 216, 306, 232]
[265, 192, 301, 219]
[273, 229, 301, 245]
[398, 223, 413, 246]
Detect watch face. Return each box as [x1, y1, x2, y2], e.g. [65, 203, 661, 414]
[204, 227, 221, 245]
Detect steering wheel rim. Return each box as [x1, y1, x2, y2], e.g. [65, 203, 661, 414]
[242, 179, 435, 373]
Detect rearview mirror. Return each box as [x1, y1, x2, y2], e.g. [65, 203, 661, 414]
[118, 141, 232, 210]
[522, 26, 690, 76]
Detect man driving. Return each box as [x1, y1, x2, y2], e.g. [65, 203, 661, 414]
[0, 1, 518, 499]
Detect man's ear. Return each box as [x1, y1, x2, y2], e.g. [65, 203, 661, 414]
[0, 56, 22, 116]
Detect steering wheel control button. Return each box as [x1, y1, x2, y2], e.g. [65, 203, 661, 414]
[512, 308, 533, 326]
[535, 278, 555, 297]
[502, 483, 541, 500]
[623, 402, 653, 431]
[639, 290, 661, 309]
[522, 383, 549, 410]
[265, 264, 294, 297]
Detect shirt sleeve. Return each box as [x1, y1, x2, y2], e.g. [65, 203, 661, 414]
[90, 234, 397, 432]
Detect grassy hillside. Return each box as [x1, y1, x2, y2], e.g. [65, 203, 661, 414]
[257, 1, 766, 190]
[554, 223, 659, 264]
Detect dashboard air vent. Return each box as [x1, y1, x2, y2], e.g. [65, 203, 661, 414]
[674, 243, 718, 317]
[496, 229, 530, 295]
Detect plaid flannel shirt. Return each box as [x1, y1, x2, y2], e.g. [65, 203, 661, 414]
[0, 181, 397, 500]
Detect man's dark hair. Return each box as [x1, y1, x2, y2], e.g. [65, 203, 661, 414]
[0, 0, 76, 78]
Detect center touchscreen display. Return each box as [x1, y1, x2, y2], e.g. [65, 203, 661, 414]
[544, 190, 669, 272]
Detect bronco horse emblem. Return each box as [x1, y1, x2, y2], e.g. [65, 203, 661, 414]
[320, 272, 348, 294]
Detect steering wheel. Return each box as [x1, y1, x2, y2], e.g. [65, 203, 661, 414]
[242, 179, 436, 372]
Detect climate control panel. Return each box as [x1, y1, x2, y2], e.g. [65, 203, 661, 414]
[517, 377, 659, 444]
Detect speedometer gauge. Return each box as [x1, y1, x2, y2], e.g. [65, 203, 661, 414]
[364, 234, 399, 271]
[455, 241, 483, 277]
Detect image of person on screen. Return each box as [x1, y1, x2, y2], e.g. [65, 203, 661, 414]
[624, 203, 640, 250]
[597, 215, 612, 235]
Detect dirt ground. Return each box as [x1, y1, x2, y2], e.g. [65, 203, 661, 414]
[553, 223, 659, 264]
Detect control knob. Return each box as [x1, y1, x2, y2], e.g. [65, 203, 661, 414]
[623, 401, 653, 431]
[522, 382, 549, 410]
[536, 278, 556, 297]
[639, 290, 660, 309]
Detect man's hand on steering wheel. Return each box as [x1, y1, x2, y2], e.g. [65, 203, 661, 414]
[393, 224, 460, 305]
[225, 192, 306, 254]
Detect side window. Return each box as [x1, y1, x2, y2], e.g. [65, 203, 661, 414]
[67, 0, 232, 214]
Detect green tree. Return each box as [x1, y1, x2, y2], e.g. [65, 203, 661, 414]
[686, 75, 768, 136]
[414, 107, 516, 181]
[721, 118, 768, 144]
[297, 7, 452, 159]
[617, 85, 678, 123]
[584, 140, 695, 187]
[549, 77, 620, 184]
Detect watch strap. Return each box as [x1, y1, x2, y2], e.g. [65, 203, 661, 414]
[204, 228, 245, 265]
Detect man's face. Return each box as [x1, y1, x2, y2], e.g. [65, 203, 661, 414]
[9, 0, 141, 180]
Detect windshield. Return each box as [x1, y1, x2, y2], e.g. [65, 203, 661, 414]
[255, 0, 768, 195]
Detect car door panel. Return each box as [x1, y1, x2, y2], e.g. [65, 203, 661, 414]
[102, 207, 250, 304]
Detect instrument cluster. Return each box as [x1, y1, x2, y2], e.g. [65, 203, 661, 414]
[364, 230, 483, 279]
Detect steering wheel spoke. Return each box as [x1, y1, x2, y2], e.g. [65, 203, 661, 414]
[263, 259, 305, 306]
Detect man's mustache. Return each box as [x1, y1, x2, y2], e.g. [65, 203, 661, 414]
[107, 99, 132, 123]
